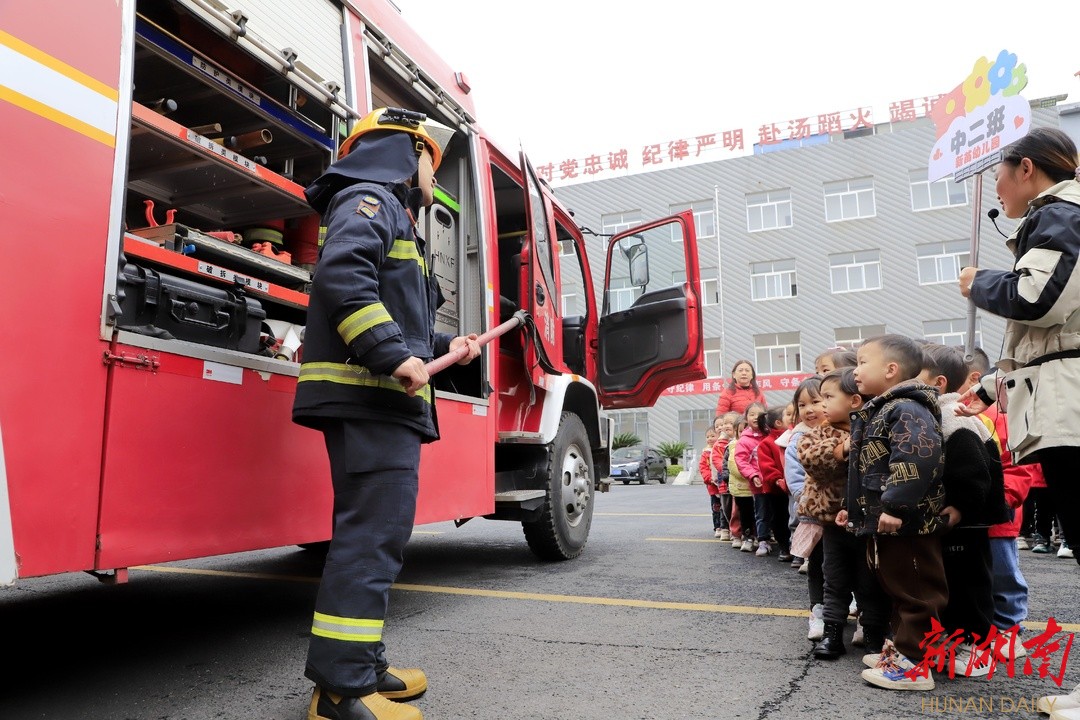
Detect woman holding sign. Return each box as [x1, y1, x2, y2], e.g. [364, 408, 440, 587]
[957, 127, 1080, 568]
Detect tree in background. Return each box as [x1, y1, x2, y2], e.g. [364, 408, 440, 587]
[656, 441, 689, 465]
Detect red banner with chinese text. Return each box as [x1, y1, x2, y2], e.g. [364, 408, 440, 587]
[662, 373, 814, 397]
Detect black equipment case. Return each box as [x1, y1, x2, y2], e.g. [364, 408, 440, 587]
[114, 258, 266, 354]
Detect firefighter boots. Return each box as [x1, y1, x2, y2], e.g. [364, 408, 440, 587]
[308, 686, 421, 720]
[377, 666, 428, 701]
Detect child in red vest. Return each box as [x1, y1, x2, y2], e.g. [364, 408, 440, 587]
[699, 428, 723, 537]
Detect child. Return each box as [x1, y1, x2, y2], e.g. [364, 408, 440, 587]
[961, 349, 1035, 661]
[731, 404, 766, 551]
[781, 401, 796, 428]
[699, 428, 723, 537]
[712, 412, 742, 542]
[724, 415, 751, 549]
[800, 368, 891, 660]
[815, 348, 858, 376]
[786, 377, 825, 626]
[782, 377, 828, 639]
[839, 334, 947, 692]
[754, 406, 789, 557]
[919, 343, 1011, 677]
[783, 379, 824, 569]
[779, 386, 818, 567]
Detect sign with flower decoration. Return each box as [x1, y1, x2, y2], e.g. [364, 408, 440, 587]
[927, 50, 1030, 182]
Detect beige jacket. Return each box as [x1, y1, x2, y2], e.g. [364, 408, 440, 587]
[971, 179, 1080, 462]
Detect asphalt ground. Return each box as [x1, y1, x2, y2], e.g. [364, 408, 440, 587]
[1, 482, 1077, 720]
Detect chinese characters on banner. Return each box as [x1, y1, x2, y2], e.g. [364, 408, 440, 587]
[662, 373, 814, 397]
[926, 49, 1030, 182]
[538, 96, 944, 185]
[908, 617, 1074, 686]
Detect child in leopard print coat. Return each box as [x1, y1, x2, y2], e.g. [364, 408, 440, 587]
[797, 368, 891, 660]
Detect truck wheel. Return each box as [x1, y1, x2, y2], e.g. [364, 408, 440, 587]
[522, 413, 594, 561]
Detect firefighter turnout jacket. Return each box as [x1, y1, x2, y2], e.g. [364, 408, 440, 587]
[293, 131, 453, 440]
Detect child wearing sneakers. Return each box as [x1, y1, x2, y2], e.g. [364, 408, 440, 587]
[755, 407, 790, 558]
[730, 406, 766, 551]
[961, 349, 1036, 658]
[837, 334, 948, 692]
[712, 413, 742, 542]
[699, 428, 723, 537]
[785, 377, 828, 639]
[919, 343, 1011, 678]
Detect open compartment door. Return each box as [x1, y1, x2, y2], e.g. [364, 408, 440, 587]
[597, 211, 705, 409]
[518, 151, 562, 382]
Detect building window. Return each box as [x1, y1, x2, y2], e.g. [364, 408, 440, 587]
[834, 325, 886, 349]
[755, 332, 802, 374]
[917, 240, 970, 285]
[824, 177, 876, 222]
[601, 210, 641, 237]
[704, 337, 723, 380]
[923, 318, 983, 348]
[745, 189, 793, 232]
[705, 348, 723, 378]
[611, 411, 649, 446]
[608, 277, 642, 312]
[561, 293, 580, 316]
[674, 268, 719, 305]
[829, 250, 882, 293]
[702, 275, 719, 306]
[750, 259, 797, 301]
[679, 409, 714, 449]
[670, 200, 715, 239]
[909, 169, 968, 211]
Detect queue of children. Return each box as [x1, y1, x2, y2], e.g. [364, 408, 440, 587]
[695, 337, 1061, 697]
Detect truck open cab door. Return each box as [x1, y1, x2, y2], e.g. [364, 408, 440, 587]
[597, 212, 706, 409]
[518, 151, 562, 382]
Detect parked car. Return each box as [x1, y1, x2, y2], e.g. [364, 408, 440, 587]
[610, 445, 667, 485]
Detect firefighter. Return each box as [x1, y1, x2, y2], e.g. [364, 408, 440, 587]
[293, 107, 480, 720]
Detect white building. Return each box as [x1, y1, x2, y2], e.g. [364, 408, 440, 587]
[553, 101, 1077, 456]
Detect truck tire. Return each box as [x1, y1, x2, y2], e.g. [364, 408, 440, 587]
[522, 412, 594, 561]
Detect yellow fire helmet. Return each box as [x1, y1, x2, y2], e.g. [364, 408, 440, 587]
[339, 107, 454, 170]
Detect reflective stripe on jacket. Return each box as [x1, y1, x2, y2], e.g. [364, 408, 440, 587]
[293, 182, 451, 439]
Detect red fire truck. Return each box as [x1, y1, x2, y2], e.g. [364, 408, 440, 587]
[0, 0, 705, 585]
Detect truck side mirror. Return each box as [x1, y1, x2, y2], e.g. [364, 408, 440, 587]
[619, 235, 649, 287]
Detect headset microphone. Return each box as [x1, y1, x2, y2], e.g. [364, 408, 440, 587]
[987, 208, 1008, 238]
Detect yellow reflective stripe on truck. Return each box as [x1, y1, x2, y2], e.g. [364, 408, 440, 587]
[0, 30, 118, 147]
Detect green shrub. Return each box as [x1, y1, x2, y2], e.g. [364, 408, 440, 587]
[666, 465, 682, 477]
[656, 441, 690, 464]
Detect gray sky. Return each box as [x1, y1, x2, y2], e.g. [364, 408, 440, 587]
[392, 0, 1079, 182]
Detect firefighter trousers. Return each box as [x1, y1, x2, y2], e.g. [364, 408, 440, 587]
[306, 418, 422, 697]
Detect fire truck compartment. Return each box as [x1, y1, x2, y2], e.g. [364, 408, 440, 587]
[115, 259, 267, 353]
